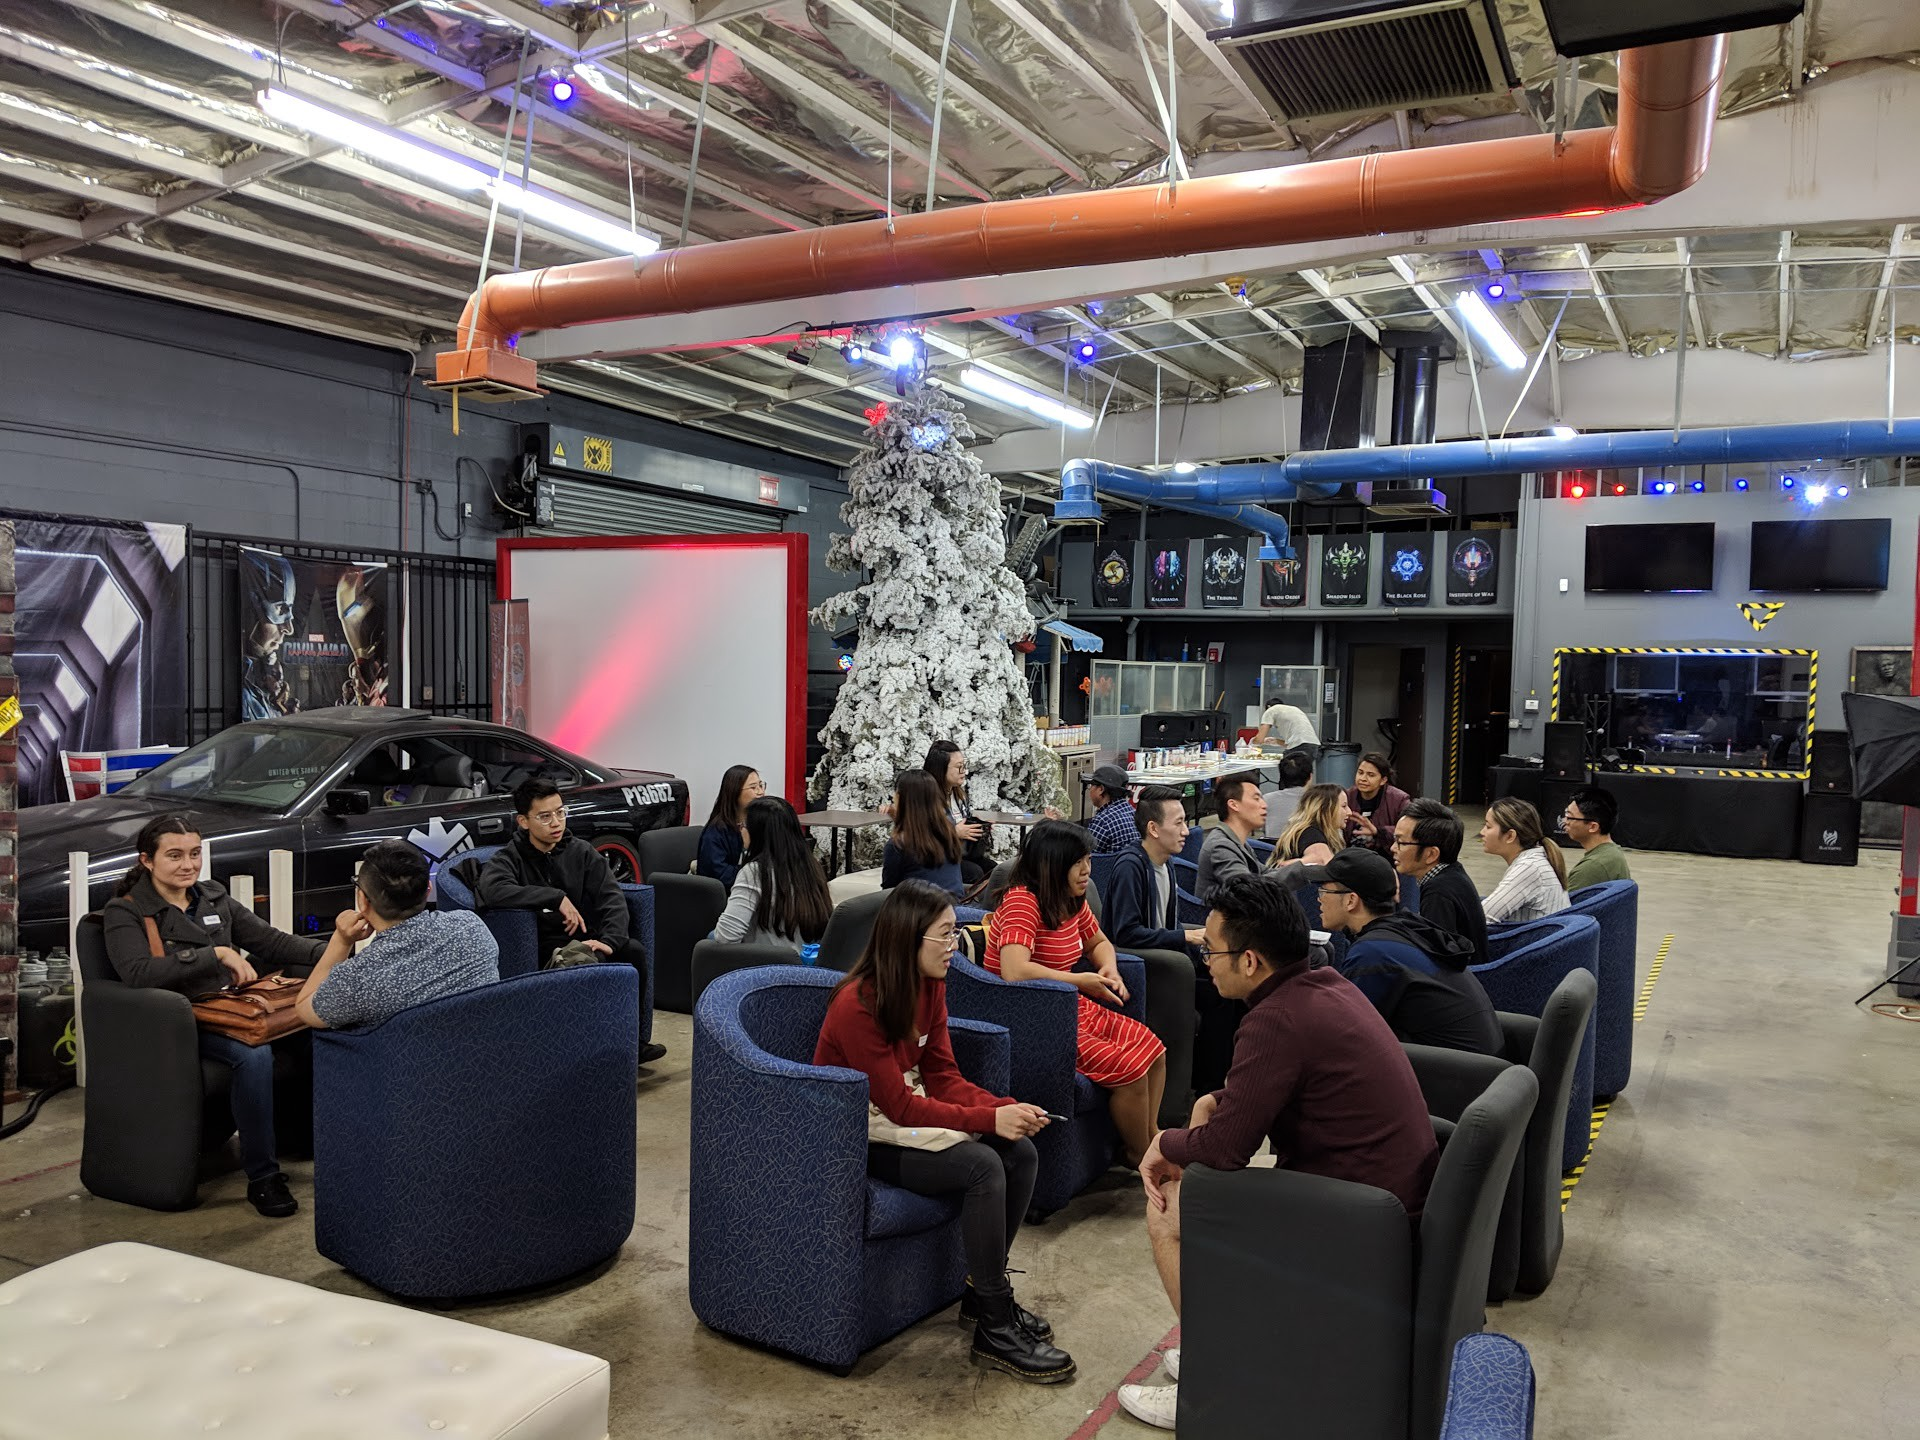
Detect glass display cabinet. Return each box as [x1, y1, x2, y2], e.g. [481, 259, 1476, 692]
[1089, 660, 1214, 759]
[1553, 647, 1815, 776]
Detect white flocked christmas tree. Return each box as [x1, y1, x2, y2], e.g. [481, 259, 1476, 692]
[810, 382, 1065, 856]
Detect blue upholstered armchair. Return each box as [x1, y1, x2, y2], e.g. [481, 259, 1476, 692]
[1564, 880, 1638, 1098]
[1479, 913, 1600, 1172]
[689, 966, 1012, 1373]
[312, 965, 638, 1299]
[945, 951, 1147, 1215]
[1439, 1334, 1536, 1440]
[436, 843, 657, 1048]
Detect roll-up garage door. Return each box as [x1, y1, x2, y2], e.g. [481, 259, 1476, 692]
[538, 476, 786, 537]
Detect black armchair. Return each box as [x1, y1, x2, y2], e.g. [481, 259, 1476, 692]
[690, 939, 803, 1009]
[640, 825, 728, 1014]
[1411, 970, 1597, 1300]
[1179, 1064, 1537, 1440]
[817, 889, 887, 972]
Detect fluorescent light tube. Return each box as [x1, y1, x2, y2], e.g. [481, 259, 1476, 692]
[258, 87, 485, 193]
[959, 367, 1094, 429]
[259, 88, 658, 258]
[1456, 290, 1527, 371]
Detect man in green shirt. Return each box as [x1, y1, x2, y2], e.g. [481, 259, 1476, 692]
[1561, 786, 1631, 890]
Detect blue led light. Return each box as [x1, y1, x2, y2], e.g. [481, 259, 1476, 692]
[552, 78, 575, 103]
[1690, 480, 1705, 492]
[1734, 477, 1749, 490]
[1781, 476, 1795, 489]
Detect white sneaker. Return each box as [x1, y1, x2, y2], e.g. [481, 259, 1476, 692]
[1118, 1382, 1178, 1430]
[1164, 1347, 1180, 1381]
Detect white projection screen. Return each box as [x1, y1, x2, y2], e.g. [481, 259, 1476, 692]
[498, 535, 806, 816]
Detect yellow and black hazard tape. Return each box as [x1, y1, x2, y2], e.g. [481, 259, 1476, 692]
[1561, 932, 1674, 1211]
[1554, 646, 1814, 657]
[1446, 647, 1463, 803]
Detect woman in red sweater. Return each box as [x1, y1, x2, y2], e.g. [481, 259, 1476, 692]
[985, 821, 1168, 1168]
[815, 879, 1074, 1384]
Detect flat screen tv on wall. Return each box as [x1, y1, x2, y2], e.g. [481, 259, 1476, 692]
[1584, 522, 1716, 593]
[1748, 517, 1891, 592]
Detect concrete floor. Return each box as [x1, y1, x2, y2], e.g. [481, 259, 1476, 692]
[4, 836, 1919, 1438]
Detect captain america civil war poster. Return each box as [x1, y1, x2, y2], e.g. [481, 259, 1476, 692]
[240, 546, 391, 718]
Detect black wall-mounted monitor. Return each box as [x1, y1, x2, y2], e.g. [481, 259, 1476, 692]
[1748, 517, 1891, 592]
[1584, 523, 1716, 593]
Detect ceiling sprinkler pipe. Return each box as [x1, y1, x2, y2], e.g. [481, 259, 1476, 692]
[440, 35, 1728, 393]
[1058, 458, 1309, 559]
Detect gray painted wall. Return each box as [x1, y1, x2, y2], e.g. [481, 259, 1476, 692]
[0, 267, 838, 562]
[1509, 485, 1919, 755]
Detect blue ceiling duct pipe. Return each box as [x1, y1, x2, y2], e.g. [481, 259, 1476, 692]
[1060, 420, 1920, 541]
[1057, 458, 1345, 560]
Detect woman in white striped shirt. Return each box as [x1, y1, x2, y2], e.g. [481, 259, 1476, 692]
[1479, 798, 1570, 924]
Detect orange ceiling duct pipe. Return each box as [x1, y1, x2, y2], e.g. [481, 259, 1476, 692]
[437, 35, 1726, 396]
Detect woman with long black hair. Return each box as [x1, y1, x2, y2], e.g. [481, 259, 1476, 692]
[815, 879, 1073, 1383]
[881, 769, 965, 897]
[923, 740, 991, 886]
[985, 820, 1167, 1167]
[99, 813, 324, 1218]
[712, 795, 833, 950]
[697, 764, 766, 887]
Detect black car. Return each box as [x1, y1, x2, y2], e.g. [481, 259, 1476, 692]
[19, 707, 688, 954]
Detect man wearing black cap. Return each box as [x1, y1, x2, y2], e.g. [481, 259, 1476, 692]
[1086, 764, 1139, 854]
[1302, 847, 1502, 1055]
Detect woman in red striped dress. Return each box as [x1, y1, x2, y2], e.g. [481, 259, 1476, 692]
[985, 821, 1167, 1166]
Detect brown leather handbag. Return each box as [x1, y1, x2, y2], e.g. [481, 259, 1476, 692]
[143, 916, 307, 1046]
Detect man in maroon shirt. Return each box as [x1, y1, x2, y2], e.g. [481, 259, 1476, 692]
[1119, 873, 1439, 1430]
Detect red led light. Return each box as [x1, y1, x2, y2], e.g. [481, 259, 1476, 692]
[1569, 484, 1586, 498]
[1613, 484, 1627, 494]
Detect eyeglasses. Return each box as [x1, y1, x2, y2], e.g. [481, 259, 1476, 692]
[1197, 945, 1246, 962]
[1389, 836, 1420, 848]
[1318, 885, 1353, 896]
[923, 929, 959, 947]
[1560, 811, 1590, 824]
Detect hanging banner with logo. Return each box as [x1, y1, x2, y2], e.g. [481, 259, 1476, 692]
[240, 547, 392, 719]
[1445, 531, 1502, 605]
[1201, 538, 1247, 608]
[1320, 535, 1370, 606]
[1382, 537, 1431, 606]
[8, 515, 189, 808]
[1145, 544, 1189, 608]
[1260, 554, 1307, 608]
[489, 598, 530, 731]
[1091, 541, 1133, 608]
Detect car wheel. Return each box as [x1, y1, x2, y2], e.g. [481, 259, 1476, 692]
[596, 839, 641, 885]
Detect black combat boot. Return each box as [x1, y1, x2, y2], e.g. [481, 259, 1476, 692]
[959, 1275, 1054, 1341]
[968, 1289, 1075, 1384]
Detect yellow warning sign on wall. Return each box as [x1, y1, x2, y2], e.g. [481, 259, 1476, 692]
[583, 435, 614, 473]
[551, 439, 567, 463]
[0, 693, 18, 737]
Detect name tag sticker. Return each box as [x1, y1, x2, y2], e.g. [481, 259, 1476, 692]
[204, 914, 222, 928]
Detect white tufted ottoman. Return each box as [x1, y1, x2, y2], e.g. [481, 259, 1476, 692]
[0, 1242, 610, 1440]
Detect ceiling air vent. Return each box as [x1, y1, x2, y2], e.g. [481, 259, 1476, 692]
[1359, 485, 1451, 517]
[1210, 0, 1514, 126]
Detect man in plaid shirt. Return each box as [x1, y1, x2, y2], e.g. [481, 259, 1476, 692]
[1085, 764, 1139, 853]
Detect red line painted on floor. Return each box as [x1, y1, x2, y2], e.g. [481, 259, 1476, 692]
[0, 1158, 80, 1188]
[1066, 1322, 1180, 1440]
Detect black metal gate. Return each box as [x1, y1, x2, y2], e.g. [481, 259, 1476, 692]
[188, 534, 495, 742]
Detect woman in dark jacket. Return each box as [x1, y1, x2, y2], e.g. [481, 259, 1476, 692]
[697, 764, 765, 887]
[1345, 752, 1411, 860]
[100, 813, 324, 1219]
[880, 770, 965, 897]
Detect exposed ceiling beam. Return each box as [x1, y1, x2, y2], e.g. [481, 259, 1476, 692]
[163, 207, 474, 302]
[1154, 0, 1284, 138]
[1866, 223, 1911, 346]
[1776, 229, 1794, 357]
[243, 183, 481, 269]
[977, 316, 1157, 404]
[1136, 292, 1285, 384]
[559, 360, 864, 459]
[701, 24, 991, 203]
[31, 253, 415, 353]
[1574, 244, 1631, 352]
[0, 202, 82, 239]
[1675, 236, 1708, 349]
[0, 88, 225, 185]
[1297, 268, 1381, 342]
[972, 0, 1166, 148]
[547, 366, 859, 464]
[20, 147, 305, 262]
[0, 151, 157, 215]
[459, 0, 586, 53]
[88, 234, 446, 329]
[1386, 255, 1469, 349]
[1065, 302, 1219, 392]
[814, 0, 1090, 185]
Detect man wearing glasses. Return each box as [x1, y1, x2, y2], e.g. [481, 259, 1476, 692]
[1391, 798, 1489, 968]
[1119, 873, 1436, 1431]
[1562, 787, 1631, 891]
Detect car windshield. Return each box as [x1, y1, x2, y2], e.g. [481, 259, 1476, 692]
[120, 726, 358, 812]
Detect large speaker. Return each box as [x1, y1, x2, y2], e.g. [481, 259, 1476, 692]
[1540, 778, 1585, 844]
[1801, 793, 1861, 867]
[1809, 729, 1853, 794]
[1543, 721, 1588, 781]
[1300, 337, 1379, 452]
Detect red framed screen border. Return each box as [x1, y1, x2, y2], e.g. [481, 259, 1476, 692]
[497, 531, 810, 806]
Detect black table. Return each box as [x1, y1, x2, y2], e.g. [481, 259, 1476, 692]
[1489, 765, 1802, 860]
